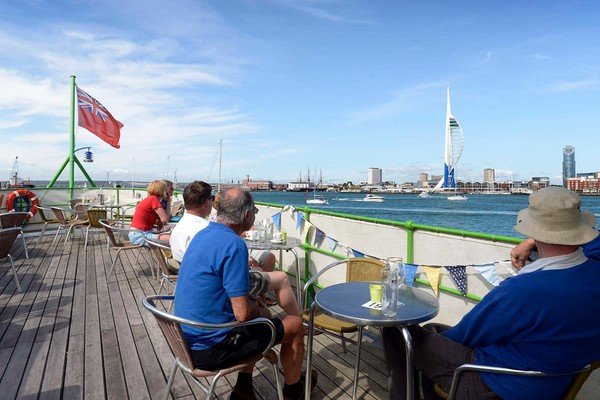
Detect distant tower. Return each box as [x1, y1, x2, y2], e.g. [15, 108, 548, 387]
[419, 173, 429, 182]
[368, 168, 382, 185]
[483, 168, 495, 183]
[563, 146, 576, 187]
[434, 85, 464, 190]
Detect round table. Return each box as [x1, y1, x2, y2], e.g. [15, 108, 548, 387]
[305, 281, 439, 400]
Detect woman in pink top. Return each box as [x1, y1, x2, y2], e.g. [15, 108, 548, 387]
[129, 180, 171, 245]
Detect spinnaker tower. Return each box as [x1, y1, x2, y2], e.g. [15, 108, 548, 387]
[434, 85, 464, 190]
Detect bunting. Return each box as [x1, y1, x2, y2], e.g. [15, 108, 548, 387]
[352, 249, 365, 258]
[328, 237, 337, 252]
[314, 228, 326, 247]
[272, 212, 281, 231]
[295, 212, 304, 230]
[474, 263, 500, 286]
[446, 265, 468, 296]
[423, 266, 441, 296]
[404, 263, 418, 286]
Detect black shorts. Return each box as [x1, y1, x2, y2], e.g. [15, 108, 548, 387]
[191, 318, 285, 371]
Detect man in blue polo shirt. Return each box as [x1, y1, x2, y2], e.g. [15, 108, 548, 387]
[174, 187, 316, 400]
[383, 187, 600, 400]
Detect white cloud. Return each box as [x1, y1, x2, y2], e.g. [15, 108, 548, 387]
[548, 78, 598, 92]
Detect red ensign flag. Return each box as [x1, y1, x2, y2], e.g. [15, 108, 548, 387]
[76, 86, 123, 148]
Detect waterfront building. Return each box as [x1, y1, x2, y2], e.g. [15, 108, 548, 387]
[567, 172, 600, 192]
[483, 168, 495, 183]
[243, 175, 273, 191]
[419, 173, 428, 182]
[563, 145, 576, 187]
[530, 176, 550, 191]
[288, 180, 314, 191]
[367, 167, 382, 185]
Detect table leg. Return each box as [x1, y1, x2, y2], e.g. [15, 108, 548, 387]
[401, 326, 414, 400]
[305, 303, 316, 400]
[289, 248, 302, 308]
[352, 325, 364, 400]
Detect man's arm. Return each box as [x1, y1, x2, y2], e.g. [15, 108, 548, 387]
[230, 295, 261, 322]
[510, 238, 536, 270]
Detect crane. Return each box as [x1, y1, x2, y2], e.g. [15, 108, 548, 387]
[9, 156, 19, 187]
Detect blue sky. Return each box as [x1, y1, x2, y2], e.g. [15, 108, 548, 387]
[0, 1, 599, 185]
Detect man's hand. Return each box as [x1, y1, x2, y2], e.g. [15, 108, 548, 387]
[231, 295, 261, 322]
[510, 238, 536, 270]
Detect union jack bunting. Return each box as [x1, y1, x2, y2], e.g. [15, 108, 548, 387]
[313, 228, 326, 247]
[77, 86, 123, 148]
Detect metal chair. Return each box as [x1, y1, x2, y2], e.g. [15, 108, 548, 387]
[69, 198, 83, 209]
[436, 361, 600, 400]
[301, 257, 385, 352]
[0, 227, 23, 292]
[142, 295, 283, 400]
[50, 207, 88, 246]
[99, 219, 149, 281]
[144, 238, 178, 297]
[36, 206, 60, 239]
[0, 212, 30, 259]
[84, 209, 108, 251]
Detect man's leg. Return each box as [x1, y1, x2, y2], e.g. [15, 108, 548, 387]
[383, 325, 491, 400]
[279, 315, 304, 384]
[258, 251, 277, 272]
[267, 271, 299, 316]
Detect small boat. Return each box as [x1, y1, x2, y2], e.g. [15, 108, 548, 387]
[363, 194, 384, 202]
[418, 191, 430, 198]
[306, 194, 329, 205]
[447, 194, 468, 201]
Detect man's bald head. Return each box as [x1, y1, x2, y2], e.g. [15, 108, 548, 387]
[217, 187, 255, 225]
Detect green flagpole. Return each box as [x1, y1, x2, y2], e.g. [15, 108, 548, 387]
[47, 75, 96, 197]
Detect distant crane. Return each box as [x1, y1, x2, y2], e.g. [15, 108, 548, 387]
[9, 156, 19, 187]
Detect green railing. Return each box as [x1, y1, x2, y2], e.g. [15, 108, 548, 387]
[257, 201, 522, 301]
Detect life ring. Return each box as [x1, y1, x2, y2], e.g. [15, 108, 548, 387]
[5, 189, 39, 220]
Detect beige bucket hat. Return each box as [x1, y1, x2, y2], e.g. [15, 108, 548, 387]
[515, 187, 598, 245]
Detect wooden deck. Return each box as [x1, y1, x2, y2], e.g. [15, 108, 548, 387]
[0, 230, 390, 399]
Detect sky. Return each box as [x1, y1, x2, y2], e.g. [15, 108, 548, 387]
[0, 0, 599, 185]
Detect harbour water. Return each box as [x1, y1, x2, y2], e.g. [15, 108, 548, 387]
[253, 192, 600, 238]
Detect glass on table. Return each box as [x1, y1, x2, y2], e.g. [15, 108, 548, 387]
[386, 257, 406, 307]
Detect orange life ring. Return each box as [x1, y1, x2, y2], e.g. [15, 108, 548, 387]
[5, 189, 39, 220]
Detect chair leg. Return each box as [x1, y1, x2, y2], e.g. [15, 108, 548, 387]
[21, 234, 29, 259]
[341, 332, 347, 353]
[84, 227, 90, 251]
[107, 249, 123, 282]
[163, 359, 178, 400]
[38, 223, 47, 242]
[52, 226, 62, 245]
[8, 255, 22, 293]
[352, 326, 364, 400]
[272, 362, 284, 400]
[207, 371, 225, 400]
[63, 225, 74, 246]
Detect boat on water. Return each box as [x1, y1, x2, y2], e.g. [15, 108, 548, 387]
[418, 191, 430, 198]
[447, 194, 468, 201]
[363, 194, 384, 202]
[306, 194, 329, 205]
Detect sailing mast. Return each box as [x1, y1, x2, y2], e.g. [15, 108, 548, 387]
[218, 139, 222, 192]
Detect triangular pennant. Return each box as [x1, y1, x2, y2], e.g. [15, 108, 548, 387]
[328, 237, 337, 252]
[300, 220, 312, 241]
[474, 263, 500, 286]
[445, 265, 468, 296]
[352, 249, 365, 258]
[295, 212, 304, 231]
[404, 263, 418, 286]
[314, 228, 326, 247]
[272, 212, 281, 231]
[423, 266, 441, 297]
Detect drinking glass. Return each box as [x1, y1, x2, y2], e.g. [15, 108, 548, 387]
[387, 257, 405, 307]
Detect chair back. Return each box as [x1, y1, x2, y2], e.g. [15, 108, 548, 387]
[346, 258, 385, 282]
[69, 199, 83, 209]
[36, 206, 58, 222]
[87, 209, 108, 228]
[146, 240, 176, 276]
[0, 227, 21, 259]
[563, 360, 600, 400]
[73, 204, 89, 220]
[143, 296, 196, 371]
[99, 219, 121, 248]
[50, 207, 69, 226]
[0, 212, 28, 229]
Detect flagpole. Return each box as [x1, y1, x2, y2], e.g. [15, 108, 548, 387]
[69, 75, 76, 198]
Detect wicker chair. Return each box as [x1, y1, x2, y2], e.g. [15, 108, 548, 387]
[142, 295, 283, 400]
[84, 209, 108, 251]
[435, 361, 600, 400]
[144, 238, 179, 297]
[50, 207, 88, 246]
[301, 257, 385, 352]
[69, 199, 83, 209]
[99, 219, 149, 281]
[36, 206, 59, 239]
[0, 212, 30, 259]
[0, 227, 23, 292]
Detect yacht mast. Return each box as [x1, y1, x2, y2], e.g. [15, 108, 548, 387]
[218, 139, 222, 192]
